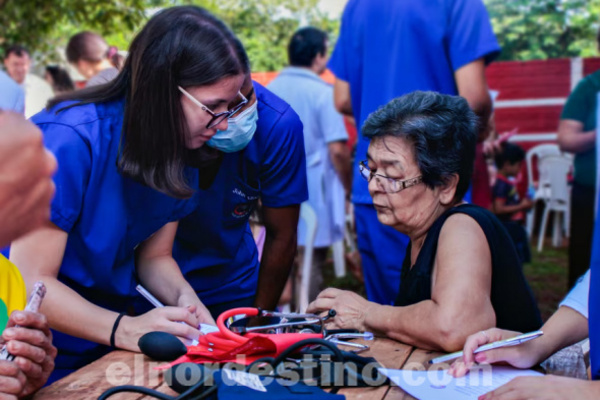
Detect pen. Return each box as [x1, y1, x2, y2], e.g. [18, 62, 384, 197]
[136, 284, 165, 308]
[136, 284, 209, 344]
[429, 330, 544, 364]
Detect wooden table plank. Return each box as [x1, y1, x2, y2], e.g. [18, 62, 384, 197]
[384, 348, 444, 400]
[338, 338, 413, 400]
[33, 351, 171, 400]
[34, 338, 423, 400]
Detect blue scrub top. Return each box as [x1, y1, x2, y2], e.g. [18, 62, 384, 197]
[32, 99, 199, 377]
[329, 0, 500, 204]
[173, 82, 308, 306]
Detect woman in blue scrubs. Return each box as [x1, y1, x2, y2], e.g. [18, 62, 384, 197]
[8, 6, 250, 382]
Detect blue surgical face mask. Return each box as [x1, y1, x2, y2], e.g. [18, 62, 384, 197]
[207, 101, 258, 153]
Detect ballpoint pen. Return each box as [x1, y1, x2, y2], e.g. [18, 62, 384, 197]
[429, 330, 543, 364]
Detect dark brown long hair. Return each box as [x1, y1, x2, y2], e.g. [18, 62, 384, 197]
[49, 6, 250, 198]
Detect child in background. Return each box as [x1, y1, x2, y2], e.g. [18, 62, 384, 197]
[492, 142, 533, 263]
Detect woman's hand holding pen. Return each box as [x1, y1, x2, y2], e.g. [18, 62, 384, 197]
[448, 328, 541, 378]
[115, 307, 202, 352]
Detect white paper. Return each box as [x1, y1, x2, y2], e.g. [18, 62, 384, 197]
[379, 366, 543, 400]
[200, 323, 220, 334]
[222, 369, 267, 392]
[189, 324, 220, 346]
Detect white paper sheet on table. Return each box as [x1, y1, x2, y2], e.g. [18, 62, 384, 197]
[189, 324, 219, 346]
[379, 366, 543, 400]
[200, 324, 219, 334]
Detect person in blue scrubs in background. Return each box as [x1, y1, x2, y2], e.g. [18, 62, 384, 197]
[7, 6, 250, 382]
[328, 0, 500, 305]
[172, 74, 308, 317]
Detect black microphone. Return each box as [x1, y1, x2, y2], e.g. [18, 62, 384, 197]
[138, 331, 188, 361]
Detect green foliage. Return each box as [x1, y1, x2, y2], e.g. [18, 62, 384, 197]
[0, 0, 164, 61]
[183, 0, 339, 71]
[485, 0, 600, 61]
[0, 0, 338, 72]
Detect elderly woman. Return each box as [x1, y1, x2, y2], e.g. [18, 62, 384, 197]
[307, 91, 541, 352]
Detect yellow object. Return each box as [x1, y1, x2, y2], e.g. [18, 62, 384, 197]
[0, 255, 26, 334]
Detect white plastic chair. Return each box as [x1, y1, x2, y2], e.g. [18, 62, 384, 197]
[298, 202, 318, 312]
[536, 155, 572, 252]
[331, 204, 358, 279]
[331, 241, 346, 278]
[525, 144, 561, 236]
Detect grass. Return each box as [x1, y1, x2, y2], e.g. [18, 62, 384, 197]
[523, 243, 569, 322]
[322, 240, 569, 323]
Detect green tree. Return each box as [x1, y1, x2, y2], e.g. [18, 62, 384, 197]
[0, 0, 165, 60]
[208, 0, 339, 71]
[0, 0, 338, 72]
[485, 0, 600, 61]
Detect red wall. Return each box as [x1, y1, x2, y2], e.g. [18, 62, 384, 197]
[253, 57, 600, 153]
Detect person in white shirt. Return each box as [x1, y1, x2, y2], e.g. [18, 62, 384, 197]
[3, 46, 54, 118]
[0, 71, 24, 113]
[268, 27, 352, 303]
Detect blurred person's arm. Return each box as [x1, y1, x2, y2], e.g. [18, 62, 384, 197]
[558, 76, 597, 154]
[254, 205, 299, 310]
[455, 58, 493, 142]
[492, 197, 533, 215]
[558, 119, 596, 154]
[333, 79, 353, 117]
[322, 89, 352, 195]
[328, 141, 352, 195]
[0, 111, 56, 247]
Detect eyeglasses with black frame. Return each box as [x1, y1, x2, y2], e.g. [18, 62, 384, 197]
[178, 86, 248, 129]
[358, 160, 423, 194]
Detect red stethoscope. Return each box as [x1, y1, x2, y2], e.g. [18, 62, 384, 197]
[191, 308, 328, 356]
[159, 307, 371, 369]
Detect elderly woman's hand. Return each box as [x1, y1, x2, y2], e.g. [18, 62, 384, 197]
[306, 288, 374, 332]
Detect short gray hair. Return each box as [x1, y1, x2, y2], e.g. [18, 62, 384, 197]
[362, 91, 478, 202]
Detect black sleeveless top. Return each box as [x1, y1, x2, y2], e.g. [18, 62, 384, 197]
[394, 204, 542, 333]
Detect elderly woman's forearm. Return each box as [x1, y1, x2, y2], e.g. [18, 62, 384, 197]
[364, 302, 495, 352]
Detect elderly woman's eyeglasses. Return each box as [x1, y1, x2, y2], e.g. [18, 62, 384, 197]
[178, 86, 248, 129]
[359, 160, 423, 194]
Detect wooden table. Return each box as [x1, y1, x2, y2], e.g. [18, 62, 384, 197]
[34, 338, 443, 400]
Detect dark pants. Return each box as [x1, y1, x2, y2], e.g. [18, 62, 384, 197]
[569, 182, 595, 288]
